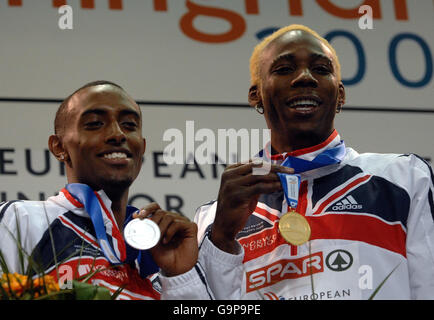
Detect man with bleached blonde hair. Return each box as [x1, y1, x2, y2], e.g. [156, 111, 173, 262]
[249, 24, 342, 87]
[194, 24, 434, 300]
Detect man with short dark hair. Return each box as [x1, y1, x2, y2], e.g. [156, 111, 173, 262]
[0, 81, 209, 299]
[194, 25, 434, 299]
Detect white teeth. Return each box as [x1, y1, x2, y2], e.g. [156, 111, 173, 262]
[104, 152, 127, 159]
[295, 107, 313, 111]
[289, 99, 319, 108]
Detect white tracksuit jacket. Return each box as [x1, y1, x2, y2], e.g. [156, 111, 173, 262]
[0, 187, 216, 300]
[195, 131, 434, 300]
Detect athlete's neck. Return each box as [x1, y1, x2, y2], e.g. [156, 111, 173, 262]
[105, 189, 129, 232]
[271, 130, 335, 155]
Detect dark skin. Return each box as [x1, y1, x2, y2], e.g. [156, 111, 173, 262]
[211, 30, 346, 254]
[48, 84, 198, 276]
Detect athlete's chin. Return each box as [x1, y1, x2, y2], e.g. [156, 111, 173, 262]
[99, 176, 134, 191]
[287, 122, 318, 135]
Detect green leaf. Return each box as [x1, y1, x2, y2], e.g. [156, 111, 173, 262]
[92, 287, 113, 300]
[73, 280, 111, 300]
[368, 263, 401, 300]
[21, 292, 33, 300]
[35, 289, 74, 300]
[0, 281, 11, 300]
[110, 285, 125, 300]
[0, 250, 10, 275]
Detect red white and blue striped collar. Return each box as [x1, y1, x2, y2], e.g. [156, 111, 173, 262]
[265, 130, 342, 162]
[50, 187, 126, 263]
[49, 188, 116, 226]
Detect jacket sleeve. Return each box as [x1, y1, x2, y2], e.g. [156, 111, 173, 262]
[193, 202, 246, 300]
[403, 155, 434, 299]
[197, 235, 245, 299]
[158, 265, 214, 300]
[0, 200, 58, 275]
[0, 201, 30, 274]
[159, 229, 245, 300]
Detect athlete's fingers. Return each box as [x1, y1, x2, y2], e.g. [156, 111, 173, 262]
[161, 218, 196, 244]
[133, 202, 161, 219]
[234, 171, 282, 186]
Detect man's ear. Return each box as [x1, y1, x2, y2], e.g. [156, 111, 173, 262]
[48, 134, 68, 162]
[140, 137, 146, 164]
[335, 82, 346, 113]
[248, 85, 262, 108]
[338, 81, 346, 107]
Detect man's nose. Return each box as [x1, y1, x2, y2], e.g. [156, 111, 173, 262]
[106, 121, 126, 144]
[291, 68, 318, 88]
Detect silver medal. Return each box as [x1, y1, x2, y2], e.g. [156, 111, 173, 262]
[124, 218, 161, 250]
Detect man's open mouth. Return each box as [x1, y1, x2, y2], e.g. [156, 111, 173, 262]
[98, 149, 133, 163]
[287, 97, 321, 109]
[103, 152, 128, 160]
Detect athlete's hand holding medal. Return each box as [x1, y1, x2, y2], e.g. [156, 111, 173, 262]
[210, 141, 346, 252]
[211, 159, 307, 254]
[126, 203, 198, 276]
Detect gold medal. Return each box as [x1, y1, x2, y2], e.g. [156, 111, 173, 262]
[278, 210, 311, 246]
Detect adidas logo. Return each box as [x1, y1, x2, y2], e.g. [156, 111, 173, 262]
[331, 195, 362, 211]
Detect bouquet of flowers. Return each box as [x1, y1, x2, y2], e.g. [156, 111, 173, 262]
[0, 250, 123, 300]
[0, 271, 121, 300]
[0, 217, 123, 300]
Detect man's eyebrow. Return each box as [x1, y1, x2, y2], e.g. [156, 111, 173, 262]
[270, 53, 295, 68]
[80, 108, 107, 118]
[119, 109, 141, 119]
[310, 52, 333, 66]
[270, 52, 333, 68]
[80, 108, 140, 119]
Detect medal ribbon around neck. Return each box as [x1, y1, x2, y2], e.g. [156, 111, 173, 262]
[277, 140, 346, 206]
[65, 183, 125, 265]
[276, 141, 346, 245]
[280, 140, 346, 174]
